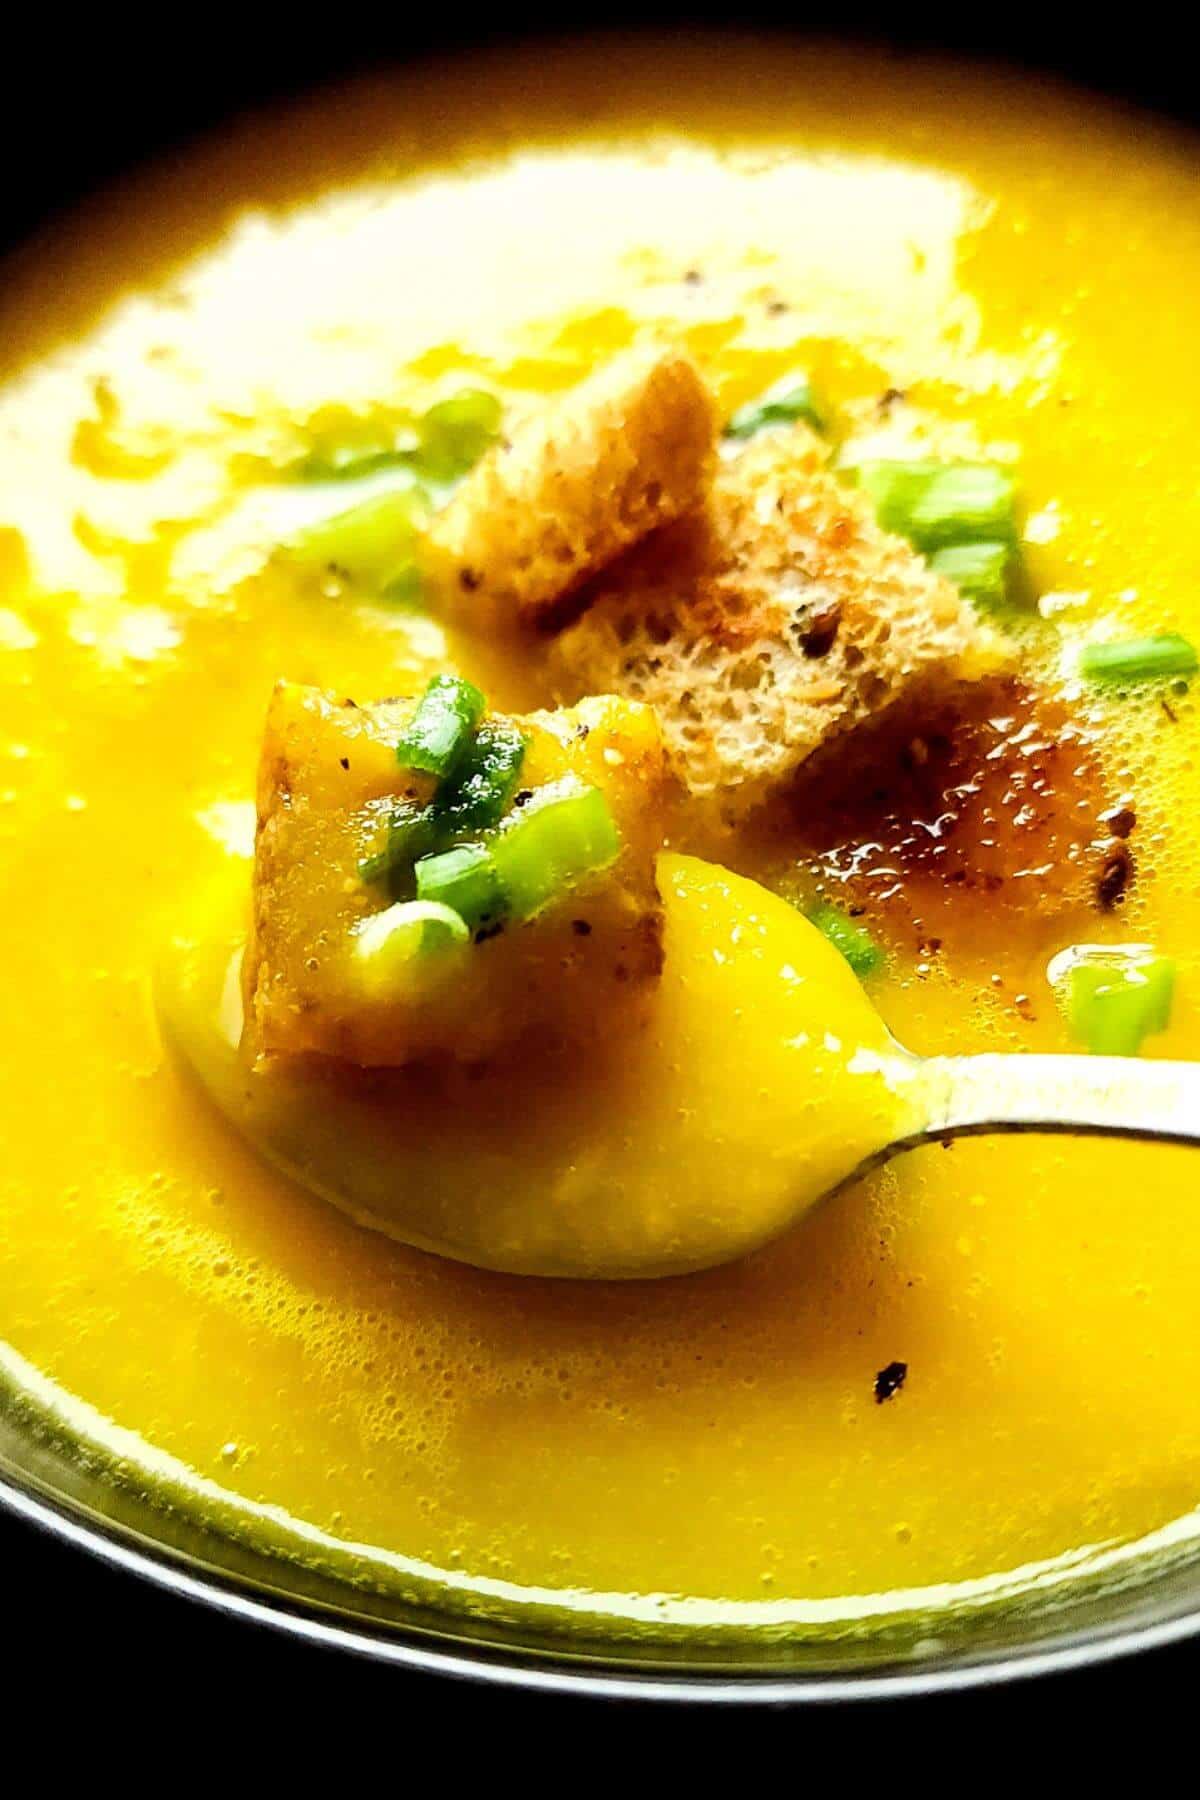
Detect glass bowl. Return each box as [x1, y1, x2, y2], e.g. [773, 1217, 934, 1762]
[4, 1371, 1200, 1699]
[3, 11, 1199, 1701]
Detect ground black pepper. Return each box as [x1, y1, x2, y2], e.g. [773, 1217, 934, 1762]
[1098, 843, 1133, 909]
[874, 1361, 908, 1404]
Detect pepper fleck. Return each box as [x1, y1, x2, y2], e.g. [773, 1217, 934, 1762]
[874, 1361, 908, 1403]
[1103, 805, 1137, 840]
[1097, 843, 1133, 910]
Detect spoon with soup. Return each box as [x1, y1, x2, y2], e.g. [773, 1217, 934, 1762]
[158, 850, 1200, 1280]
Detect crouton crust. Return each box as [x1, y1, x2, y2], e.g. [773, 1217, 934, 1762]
[424, 347, 718, 628]
[548, 427, 1009, 823]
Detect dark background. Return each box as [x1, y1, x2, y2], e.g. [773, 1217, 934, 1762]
[8, 7, 1200, 250]
[4, 4, 1197, 1725]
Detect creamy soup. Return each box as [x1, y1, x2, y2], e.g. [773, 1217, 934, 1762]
[3, 38, 1200, 1645]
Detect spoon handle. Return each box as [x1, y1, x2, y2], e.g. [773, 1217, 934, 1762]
[917, 1053, 1200, 1150]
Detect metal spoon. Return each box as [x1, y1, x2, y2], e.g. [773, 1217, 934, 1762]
[849, 1049, 1200, 1187]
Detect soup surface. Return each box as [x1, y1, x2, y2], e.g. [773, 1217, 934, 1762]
[3, 38, 1200, 1641]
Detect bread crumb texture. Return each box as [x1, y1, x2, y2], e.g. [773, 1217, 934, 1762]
[425, 347, 718, 627]
[550, 428, 1008, 823]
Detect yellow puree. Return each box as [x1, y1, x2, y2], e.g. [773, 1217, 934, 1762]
[3, 39, 1200, 1639]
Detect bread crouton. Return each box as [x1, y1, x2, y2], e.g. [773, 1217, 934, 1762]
[548, 428, 1008, 824]
[246, 682, 669, 1068]
[423, 348, 718, 628]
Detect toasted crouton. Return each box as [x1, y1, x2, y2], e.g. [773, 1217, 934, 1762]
[245, 682, 669, 1068]
[548, 428, 1008, 823]
[423, 348, 718, 628]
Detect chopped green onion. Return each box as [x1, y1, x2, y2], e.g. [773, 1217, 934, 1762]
[904, 463, 1015, 550]
[725, 376, 824, 440]
[395, 675, 486, 778]
[434, 721, 528, 837]
[490, 778, 621, 920]
[368, 770, 621, 935]
[1065, 952, 1176, 1056]
[381, 565, 426, 607]
[411, 389, 502, 482]
[357, 847, 393, 888]
[854, 460, 1016, 553]
[928, 540, 1011, 606]
[1052, 944, 1176, 1056]
[806, 903, 884, 977]
[1078, 634, 1198, 684]
[848, 460, 933, 534]
[284, 479, 429, 584]
[298, 444, 414, 483]
[358, 803, 442, 895]
[414, 842, 507, 936]
[294, 388, 500, 487]
[353, 900, 469, 993]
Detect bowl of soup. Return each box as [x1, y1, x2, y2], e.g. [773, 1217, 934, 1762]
[4, 25, 1200, 1699]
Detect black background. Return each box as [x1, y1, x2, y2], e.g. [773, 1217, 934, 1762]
[4, 4, 1197, 1727]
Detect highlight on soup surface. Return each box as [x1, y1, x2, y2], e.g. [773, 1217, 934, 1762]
[2, 36, 1200, 1646]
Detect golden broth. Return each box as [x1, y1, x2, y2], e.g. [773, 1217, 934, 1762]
[3, 38, 1200, 1638]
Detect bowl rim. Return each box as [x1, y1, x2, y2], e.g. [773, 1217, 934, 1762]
[4, 1465, 1198, 1701]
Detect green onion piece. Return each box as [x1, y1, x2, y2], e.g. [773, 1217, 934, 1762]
[725, 376, 824, 440]
[854, 460, 1016, 553]
[1078, 634, 1198, 684]
[358, 803, 442, 895]
[849, 459, 932, 534]
[414, 842, 508, 936]
[1056, 946, 1176, 1056]
[904, 463, 1016, 551]
[1066, 954, 1176, 1056]
[298, 445, 413, 483]
[412, 389, 502, 482]
[806, 903, 884, 977]
[284, 479, 429, 584]
[353, 900, 470, 993]
[360, 722, 527, 897]
[434, 721, 528, 837]
[490, 778, 621, 920]
[381, 565, 426, 607]
[928, 540, 1010, 605]
[395, 675, 486, 778]
[357, 847, 392, 888]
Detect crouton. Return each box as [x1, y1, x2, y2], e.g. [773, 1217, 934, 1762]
[423, 348, 718, 628]
[548, 427, 1008, 824]
[245, 682, 670, 1068]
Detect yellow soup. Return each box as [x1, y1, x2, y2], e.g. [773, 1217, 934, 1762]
[4, 37, 1200, 1645]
